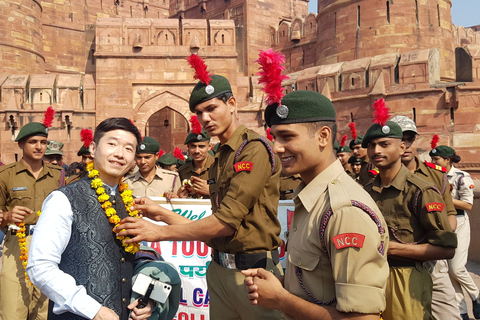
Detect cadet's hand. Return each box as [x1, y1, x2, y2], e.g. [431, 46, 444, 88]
[164, 191, 178, 201]
[241, 268, 287, 309]
[93, 306, 119, 320]
[128, 298, 154, 320]
[132, 197, 164, 221]
[116, 217, 161, 243]
[176, 186, 189, 198]
[190, 176, 209, 196]
[4, 206, 33, 224]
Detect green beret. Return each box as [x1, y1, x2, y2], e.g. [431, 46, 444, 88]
[429, 145, 455, 157]
[348, 155, 363, 164]
[349, 135, 364, 149]
[157, 154, 177, 166]
[45, 140, 64, 156]
[189, 75, 232, 112]
[77, 145, 90, 157]
[337, 145, 351, 154]
[15, 122, 48, 142]
[184, 128, 211, 144]
[137, 136, 160, 154]
[362, 121, 403, 148]
[333, 141, 340, 150]
[265, 90, 336, 127]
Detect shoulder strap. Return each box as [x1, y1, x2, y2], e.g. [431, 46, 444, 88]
[234, 136, 276, 175]
[457, 174, 464, 191]
[59, 169, 66, 188]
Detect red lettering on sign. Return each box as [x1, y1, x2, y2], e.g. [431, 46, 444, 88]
[425, 202, 445, 212]
[332, 233, 365, 249]
[234, 161, 253, 172]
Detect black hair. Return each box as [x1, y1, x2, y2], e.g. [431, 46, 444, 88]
[66, 161, 86, 178]
[93, 118, 142, 146]
[217, 92, 233, 104]
[304, 121, 337, 147]
[443, 154, 461, 164]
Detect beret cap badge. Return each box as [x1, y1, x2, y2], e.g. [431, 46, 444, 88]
[205, 85, 214, 95]
[140, 144, 146, 150]
[197, 134, 203, 140]
[381, 125, 390, 134]
[276, 104, 289, 119]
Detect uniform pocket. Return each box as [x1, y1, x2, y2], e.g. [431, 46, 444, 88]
[288, 246, 321, 271]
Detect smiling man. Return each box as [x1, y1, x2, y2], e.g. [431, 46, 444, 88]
[241, 90, 389, 320]
[124, 136, 180, 198]
[362, 116, 457, 320]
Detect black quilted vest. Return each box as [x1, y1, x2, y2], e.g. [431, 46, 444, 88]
[48, 177, 135, 320]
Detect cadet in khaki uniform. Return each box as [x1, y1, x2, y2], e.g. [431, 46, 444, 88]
[362, 107, 457, 320]
[348, 155, 363, 181]
[0, 121, 65, 320]
[242, 90, 389, 320]
[430, 145, 480, 320]
[391, 115, 460, 320]
[116, 63, 284, 319]
[279, 173, 302, 200]
[349, 132, 379, 186]
[336, 142, 352, 174]
[124, 136, 180, 197]
[177, 126, 214, 199]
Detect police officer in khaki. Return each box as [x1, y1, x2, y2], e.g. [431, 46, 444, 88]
[242, 90, 389, 320]
[362, 103, 457, 320]
[123, 136, 180, 197]
[115, 62, 285, 319]
[0, 121, 65, 320]
[177, 126, 214, 199]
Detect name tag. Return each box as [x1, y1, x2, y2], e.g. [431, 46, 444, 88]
[207, 178, 216, 185]
[13, 187, 27, 191]
[332, 233, 365, 250]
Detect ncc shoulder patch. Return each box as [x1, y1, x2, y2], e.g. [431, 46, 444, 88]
[332, 233, 365, 250]
[368, 168, 379, 176]
[426, 202, 445, 212]
[234, 161, 253, 172]
[424, 161, 447, 173]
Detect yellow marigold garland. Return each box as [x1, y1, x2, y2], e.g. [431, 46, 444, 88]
[16, 210, 41, 286]
[86, 162, 140, 254]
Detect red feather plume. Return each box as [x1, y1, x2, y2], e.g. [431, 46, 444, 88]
[371, 98, 390, 126]
[187, 54, 212, 85]
[173, 147, 184, 161]
[158, 149, 165, 158]
[190, 116, 202, 135]
[348, 122, 357, 141]
[340, 135, 347, 147]
[431, 134, 440, 150]
[266, 128, 273, 141]
[43, 106, 55, 128]
[80, 129, 94, 148]
[255, 48, 289, 105]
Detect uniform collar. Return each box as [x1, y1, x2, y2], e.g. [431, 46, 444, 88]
[16, 159, 53, 178]
[414, 157, 428, 177]
[221, 124, 248, 152]
[296, 160, 343, 212]
[447, 165, 460, 177]
[130, 166, 168, 181]
[371, 163, 410, 193]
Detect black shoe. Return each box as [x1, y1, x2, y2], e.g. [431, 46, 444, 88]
[474, 296, 480, 319]
[461, 313, 470, 320]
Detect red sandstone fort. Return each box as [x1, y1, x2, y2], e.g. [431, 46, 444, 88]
[0, 0, 479, 175]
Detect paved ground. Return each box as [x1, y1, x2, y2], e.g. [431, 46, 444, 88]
[464, 260, 480, 319]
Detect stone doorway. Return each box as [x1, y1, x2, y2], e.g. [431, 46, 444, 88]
[145, 107, 188, 153]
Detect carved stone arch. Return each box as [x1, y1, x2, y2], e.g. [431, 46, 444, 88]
[157, 29, 177, 45]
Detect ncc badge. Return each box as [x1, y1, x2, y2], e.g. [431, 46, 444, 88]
[205, 85, 215, 95]
[333, 233, 365, 250]
[197, 134, 203, 140]
[381, 125, 390, 134]
[426, 202, 445, 212]
[234, 161, 253, 172]
[276, 105, 289, 119]
[140, 144, 146, 150]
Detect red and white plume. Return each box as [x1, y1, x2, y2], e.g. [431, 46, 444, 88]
[80, 129, 94, 148]
[371, 98, 390, 126]
[266, 128, 274, 141]
[190, 115, 202, 135]
[43, 106, 55, 128]
[187, 54, 212, 85]
[348, 122, 357, 141]
[255, 48, 289, 106]
[340, 135, 347, 147]
[431, 134, 440, 150]
[173, 147, 184, 161]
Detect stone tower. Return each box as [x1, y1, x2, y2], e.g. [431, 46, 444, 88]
[0, 0, 44, 74]
[316, 0, 456, 81]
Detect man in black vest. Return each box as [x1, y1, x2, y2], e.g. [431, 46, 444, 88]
[27, 118, 152, 320]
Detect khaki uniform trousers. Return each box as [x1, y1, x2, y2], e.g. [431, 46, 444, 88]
[383, 264, 433, 320]
[207, 258, 286, 320]
[0, 232, 48, 320]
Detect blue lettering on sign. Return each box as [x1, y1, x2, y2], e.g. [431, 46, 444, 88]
[173, 209, 207, 221]
[180, 288, 188, 306]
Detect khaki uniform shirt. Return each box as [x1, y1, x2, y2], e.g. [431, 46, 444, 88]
[285, 160, 389, 314]
[123, 166, 180, 197]
[358, 160, 378, 186]
[279, 173, 302, 200]
[208, 125, 282, 253]
[448, 166, 474, 205]
[0, 159, 65, 225]
[178, 154, 215, 199]
[364, 164, 457, 251]
[415, 158, 456, 216]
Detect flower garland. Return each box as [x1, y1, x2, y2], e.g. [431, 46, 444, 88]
[86, 162, 141, 254]
[15, 211, 41, 286]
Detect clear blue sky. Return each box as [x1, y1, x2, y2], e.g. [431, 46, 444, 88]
[307, 0, 479, 28]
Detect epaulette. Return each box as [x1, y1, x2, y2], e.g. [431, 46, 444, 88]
[0, 162, 16, 173]
[368, 168, 379, 176]
[160, 169, 179, 177]
[424, 160, 447, 173]
[45, 163, 64, 171]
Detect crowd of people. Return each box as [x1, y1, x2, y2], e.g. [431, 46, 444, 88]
[0, 50, 478, 320]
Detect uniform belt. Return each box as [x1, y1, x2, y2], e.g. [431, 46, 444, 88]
[9, 224, 35, 236]
[388, 259, 418, 267]
[212, 249, 279, 270]
[456, 209, 465, 216]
